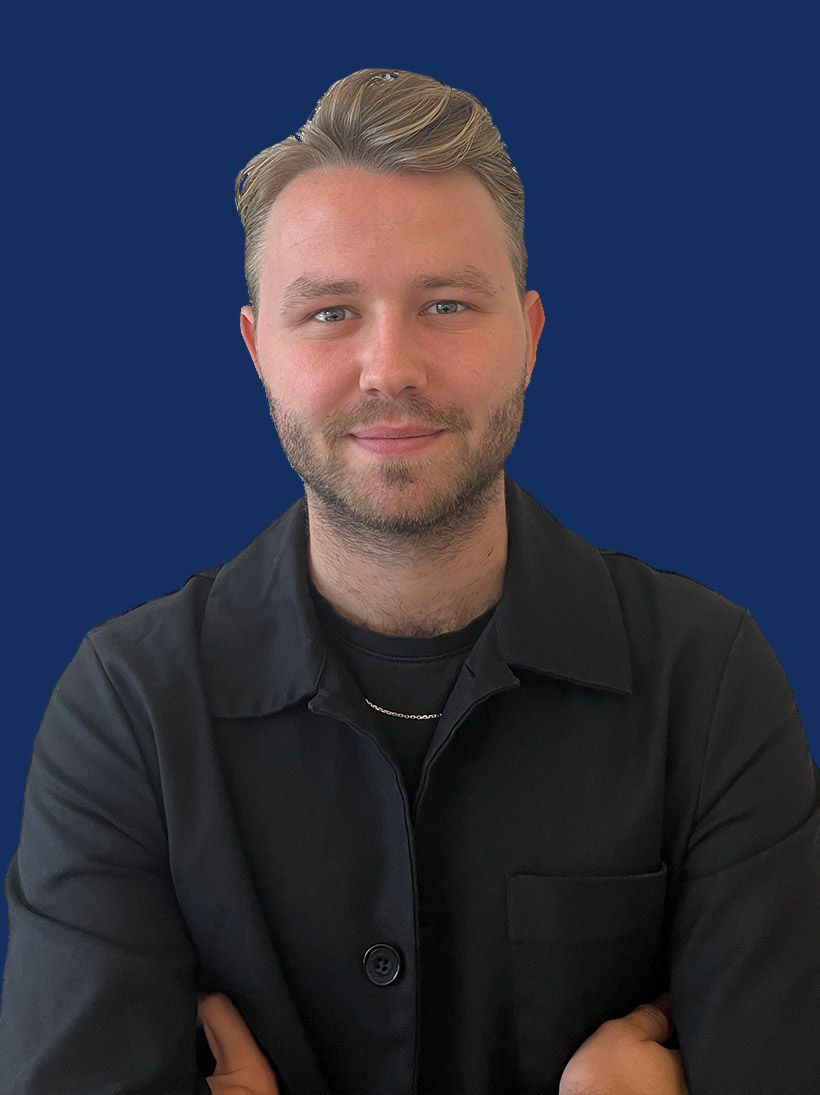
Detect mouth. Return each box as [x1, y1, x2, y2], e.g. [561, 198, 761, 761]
[350, 424, 443, 440]
[349, 425, 445, 455]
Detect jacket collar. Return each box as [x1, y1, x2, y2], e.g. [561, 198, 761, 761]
[201, 477, 633, 718]
[492, 479, 632, 693]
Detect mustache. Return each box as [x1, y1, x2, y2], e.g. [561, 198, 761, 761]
[322, 397, 472, 440]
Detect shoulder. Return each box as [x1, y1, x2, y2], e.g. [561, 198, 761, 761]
[594, 546, 797, 720]
[88, 564, 221, 646]
[599, 544, 754, 678]
[599, 544, 746, 628]
[46, 566, 225, 739]
[82, 502, 297, 673]
[86, 565, 221, 669]
[514, 479, 749, 658]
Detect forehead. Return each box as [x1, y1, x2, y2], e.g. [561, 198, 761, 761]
[260, 166, 515, 293]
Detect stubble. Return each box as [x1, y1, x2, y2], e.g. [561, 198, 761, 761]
[261, 368, 528, 552]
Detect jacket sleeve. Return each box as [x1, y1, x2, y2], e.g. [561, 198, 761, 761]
[669, 610, 820, 1094]
[0, 633, 205, 1093]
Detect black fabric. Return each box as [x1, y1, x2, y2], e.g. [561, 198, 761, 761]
[309, 584, 496, 801]
[1, 477, 818, 1095]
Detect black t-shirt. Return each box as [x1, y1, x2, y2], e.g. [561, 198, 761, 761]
[309, 584, 497, 802]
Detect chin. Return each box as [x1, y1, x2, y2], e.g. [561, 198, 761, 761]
[308, 459, 504, 538]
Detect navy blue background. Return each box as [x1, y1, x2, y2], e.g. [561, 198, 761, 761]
[3, 3, 818, 974]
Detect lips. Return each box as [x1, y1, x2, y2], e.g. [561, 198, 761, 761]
[349, 426, 445, 456]
[351, 424, 442, 439]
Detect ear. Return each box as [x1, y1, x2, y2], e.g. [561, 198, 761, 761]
[522, 290, 546, 387]
[240, 306, 262, 378]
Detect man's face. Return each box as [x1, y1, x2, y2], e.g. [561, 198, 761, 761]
[240, 166, 544, 537]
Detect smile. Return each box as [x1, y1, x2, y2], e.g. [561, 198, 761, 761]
[349, 429, 444, 455]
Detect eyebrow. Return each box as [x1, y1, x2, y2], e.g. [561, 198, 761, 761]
[279, 265, 501, 315]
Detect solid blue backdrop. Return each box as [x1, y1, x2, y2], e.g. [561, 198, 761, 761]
[3, 3, 817, 978]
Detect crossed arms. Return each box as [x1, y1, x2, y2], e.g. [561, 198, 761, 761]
[197, 990, 688, 1094]
[2, 613, 819, 1092]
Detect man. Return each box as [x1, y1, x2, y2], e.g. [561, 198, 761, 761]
[1, 68, 818, 1094]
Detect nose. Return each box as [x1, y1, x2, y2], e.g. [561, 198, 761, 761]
[357, 310, 429, 399]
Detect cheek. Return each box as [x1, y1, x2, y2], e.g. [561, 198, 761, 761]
[454, 323, 524, 374]
[446, 346, 521, 402]
[261, 344, 354, 415]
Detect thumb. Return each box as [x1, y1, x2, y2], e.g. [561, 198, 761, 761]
[197, 991, 261, 1075]
[623, 993, 675, 1043]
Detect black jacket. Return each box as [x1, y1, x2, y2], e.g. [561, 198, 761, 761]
[2, 478, 819, 1093]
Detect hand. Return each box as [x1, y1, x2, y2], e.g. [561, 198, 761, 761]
[559, 993, 689, 1095]
[197, 992, 281, 1095]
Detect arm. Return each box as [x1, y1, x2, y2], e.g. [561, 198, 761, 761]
[0, 635, 201, 1093]
[669, 611, 820, 1093]
[195, 990, 687, 1095]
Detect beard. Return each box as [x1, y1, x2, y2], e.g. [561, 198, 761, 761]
[261, 368, 527, 547]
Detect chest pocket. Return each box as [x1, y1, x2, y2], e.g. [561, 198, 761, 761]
[506, 864, 668, 1094]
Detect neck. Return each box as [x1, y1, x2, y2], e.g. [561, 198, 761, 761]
[306, 475, 508, 637]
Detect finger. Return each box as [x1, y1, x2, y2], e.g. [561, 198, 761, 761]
[621, 997, 675, 1043]
[652, 991, 674, 1020]
[197, 992, 263, 1075]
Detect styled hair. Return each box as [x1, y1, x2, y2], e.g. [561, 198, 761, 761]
[234, 68, 527, 314]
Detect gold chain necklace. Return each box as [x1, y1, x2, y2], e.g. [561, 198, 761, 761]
[365, 697, 442, 720]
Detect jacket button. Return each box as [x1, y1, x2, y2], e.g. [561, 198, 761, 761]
[363, 944, 402, 985]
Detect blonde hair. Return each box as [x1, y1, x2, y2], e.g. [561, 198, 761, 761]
[234, 68, 527, 313]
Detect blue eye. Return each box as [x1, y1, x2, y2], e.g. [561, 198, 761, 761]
[427, 300, 465, 315]
[313, 307, 351, 323]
